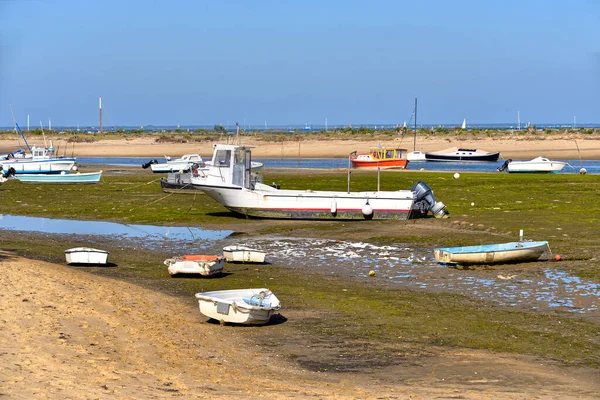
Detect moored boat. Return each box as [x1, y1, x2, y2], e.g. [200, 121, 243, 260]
[434, 241, 549, 265]
[1, 145, 76, 174]
[499, 157, 568, 173]
[407, 151, 426, 161]
[65, 247, 110, 265]
[160, 171, 205, 193]
[194, 288, 281, 325]
[222, 246, 266, 263]
[189, 144, 448, 220]
[164, 255, 225, 276]
[350, 147, 409, 169]
[425, 147, 500, 162]
[14, 170, 102, 184]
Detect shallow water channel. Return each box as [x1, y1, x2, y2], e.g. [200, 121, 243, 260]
[2, 214, 598, 316]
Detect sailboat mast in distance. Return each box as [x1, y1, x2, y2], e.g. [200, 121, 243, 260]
[99, 96, 103, 134]
[413, 98, 417, 152]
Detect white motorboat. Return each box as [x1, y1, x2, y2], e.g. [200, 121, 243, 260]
[499, 157, 568, 173]
[425, 147, 500, 162]
[145, 154, 205, 173]
[1, 145, 76, 174]
[222, 246, 266, 263]
[164, 255, 225, 276]
[189, 144, 448, 220]
[195, 288, 281, 325]
[407, 151, 426, 161]
[65, 247, 110, 265]
[434, 241, 549, 265]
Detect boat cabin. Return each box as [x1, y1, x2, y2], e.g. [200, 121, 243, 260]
[369, 147, 407, 160]
[200, 144, 256, 188]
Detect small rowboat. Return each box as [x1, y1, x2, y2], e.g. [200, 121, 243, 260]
[222, 246, 266, 263]
[195, 288, 281, 325]
[65, 247, 109, 265]
[164, 255, 225, 276]
[14, 170, 102, 184]
[434, 241, 549, 265]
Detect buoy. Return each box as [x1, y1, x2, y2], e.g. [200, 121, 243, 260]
[330, 199, 337, 214]
[554, 254, 562, 261]
[470, 202, 475, 206]
[72, 165, 78, 172]
[369, 270, 375, 277]
[362, 203, 373, 216]
[579, 168, 587, 175]
[454, 172, 460, 179]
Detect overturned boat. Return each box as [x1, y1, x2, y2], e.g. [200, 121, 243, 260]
[164, 255, 225, 276]
[190, 144, 448, 220]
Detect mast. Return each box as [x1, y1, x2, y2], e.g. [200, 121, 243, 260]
[9, 103, 32, 152]
[413, 98, 417, 152]
[99, 96, 103, 134]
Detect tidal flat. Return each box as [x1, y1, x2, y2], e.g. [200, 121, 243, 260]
[1, 166, 600, 373]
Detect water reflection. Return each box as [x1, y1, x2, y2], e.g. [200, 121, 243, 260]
[0, 214, 232, 243]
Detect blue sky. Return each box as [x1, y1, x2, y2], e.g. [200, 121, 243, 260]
[1, 0, 599, 127]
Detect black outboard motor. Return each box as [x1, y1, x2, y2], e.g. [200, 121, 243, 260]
[497, 159, 512, 172]
[411, 181, 448, 218]
[0, 167, 16, 178]
[142, 159, 158, 169]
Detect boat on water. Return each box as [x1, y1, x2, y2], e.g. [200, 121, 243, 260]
[65, 247, 110, 265]
[349, 147, 409, 169]
[194, 288, 281, 325]
[223, 246, 266, 263]
[164, 255, 225, 276]
[407, 150, 426, 162]
[14, 170, 102, 184]
[498, 157, 568, 173]
[143, 154, 205, 173]
[425, 147, 500, 162]
[189, 143, 448, 220]
[434, 241, 549, 265]
[0, 144, 76, 174]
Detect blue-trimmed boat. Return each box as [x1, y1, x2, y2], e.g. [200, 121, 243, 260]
[434, 241, 549, 265]
[14, 170, 102, 184]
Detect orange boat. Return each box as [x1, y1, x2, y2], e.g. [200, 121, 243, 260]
[350, 147, 409, 169]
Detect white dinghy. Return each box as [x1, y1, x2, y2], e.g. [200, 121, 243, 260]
[222, 246, 266, 263]
[164, 255, 225, 276]
[65, 247, 109, 265]
[195, 288, 281, 325]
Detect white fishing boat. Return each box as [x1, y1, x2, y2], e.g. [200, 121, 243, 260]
[222, 246, 266, 263]
[194, 288, 281, 325]
[144, 154, 205, 173]
[164, 255, 225, 276]
[498, 157, 568, 173]
[189, 143, 448, 220]
[434, 241, 549, 265]
[14, 170, 102, 184]
[65, 247, 110, 265]
[1, 145, 76, 174]
[407, 150, 426, 161]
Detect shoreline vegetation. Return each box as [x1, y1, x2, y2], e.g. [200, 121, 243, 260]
[2, 127, 600, 159]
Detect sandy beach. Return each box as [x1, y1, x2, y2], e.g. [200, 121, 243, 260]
[1, 134, 600, 159]
[2, 251, 599, 399]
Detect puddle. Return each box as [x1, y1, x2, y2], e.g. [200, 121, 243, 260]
[0, 214, 232, 246]
[227, 237, 600, 315]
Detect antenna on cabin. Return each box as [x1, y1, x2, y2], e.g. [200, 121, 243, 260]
[39, 120, 48, 147]
[99, 96, 103, 134]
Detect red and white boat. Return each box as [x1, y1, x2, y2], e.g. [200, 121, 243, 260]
[350, 147, 409, 169]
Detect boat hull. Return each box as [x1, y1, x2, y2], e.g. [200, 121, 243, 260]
[160, 172, 204, 193]
[434, 241, 549, 265]
[507, 161, 566, 173]
[65, 247, 109, 265]
[195, 288, 280, 325]
[425, 152, 500, 162]
[15, 171, 102, 184]
[197, 185, 416, 220]
[164, 255, 224, 276]
[350, 159, 408, 169]
[223, 246, 266, 263]
[1, 158, 76, 174]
